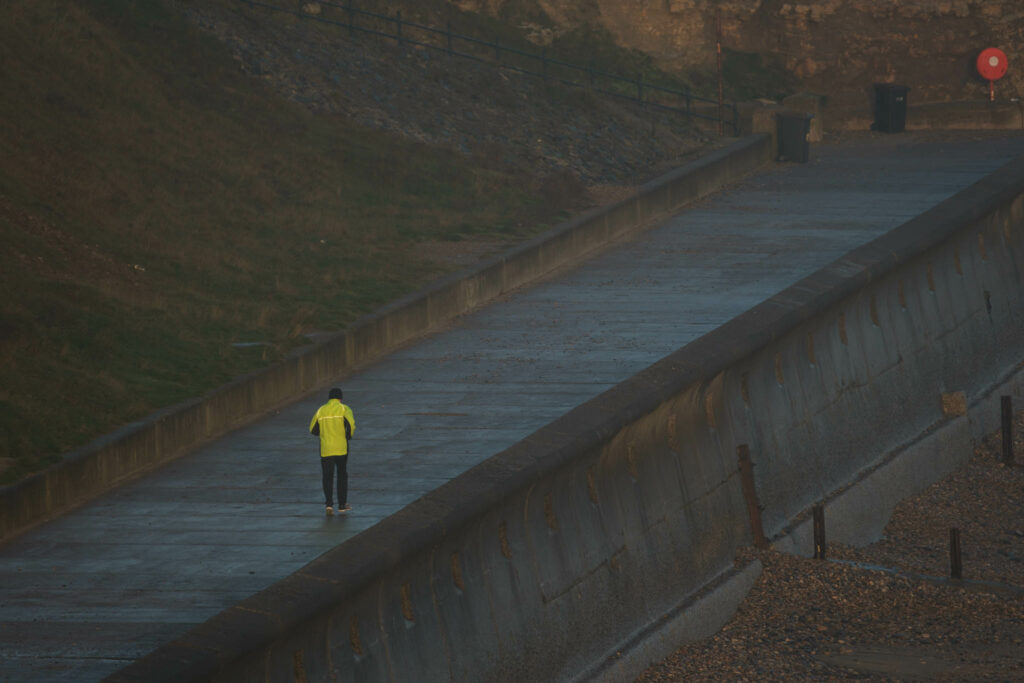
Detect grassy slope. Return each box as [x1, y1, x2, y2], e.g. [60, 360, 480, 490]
[0, 0, 779, 485]
[0, 0, 552, 482]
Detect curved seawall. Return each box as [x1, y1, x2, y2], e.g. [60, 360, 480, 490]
[110, 152, 1024, 682]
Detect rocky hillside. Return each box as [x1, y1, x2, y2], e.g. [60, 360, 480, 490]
[460, 0, 1024, 111]
[180, 0, 720, 198]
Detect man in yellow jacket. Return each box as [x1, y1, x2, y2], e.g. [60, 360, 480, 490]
[309, 387, 356, 515]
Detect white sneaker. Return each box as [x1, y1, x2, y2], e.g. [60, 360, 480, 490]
[325, 506, 334, 516]
[338, 504, 352, 513]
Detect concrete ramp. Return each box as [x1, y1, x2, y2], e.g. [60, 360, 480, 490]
[2, 132, 1023, 682]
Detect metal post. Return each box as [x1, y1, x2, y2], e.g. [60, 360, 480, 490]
[347, 1, 354, 37]
[446, 21, 452, 55]
[950, 528, 962, 579]
[813, 505, 826, 560]
[1002, 396, 1015, 466]
[395, 10, 402, 47]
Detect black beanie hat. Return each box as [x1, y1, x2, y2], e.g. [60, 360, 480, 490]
[328, 387, 343, 400]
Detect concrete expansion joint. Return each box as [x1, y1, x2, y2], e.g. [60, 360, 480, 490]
[627, 442, 639, 480]
[586, 468, 599, 504]
[399, 583, 415, 623]
[347, 615, 365, 658]
[449, 551, 465, 592]
[543, 492, 559, 531]
[498, 520, 512, 559]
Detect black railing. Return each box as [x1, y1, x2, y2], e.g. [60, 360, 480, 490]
[237, 0, 740, 135]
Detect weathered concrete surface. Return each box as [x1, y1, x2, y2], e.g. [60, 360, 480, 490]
[2, 132, 1023, 682]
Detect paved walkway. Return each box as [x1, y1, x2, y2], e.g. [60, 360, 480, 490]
[3, 132, 1023, 681]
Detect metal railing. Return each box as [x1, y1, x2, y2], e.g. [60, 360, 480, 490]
[237, 0, 740, 135]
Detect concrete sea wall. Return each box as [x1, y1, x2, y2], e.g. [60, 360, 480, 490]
[108, 151, 1024, 681]
[0, 136, 772, 544]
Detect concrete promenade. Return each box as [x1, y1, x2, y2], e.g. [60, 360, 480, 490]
[3, 131, 1024, 681]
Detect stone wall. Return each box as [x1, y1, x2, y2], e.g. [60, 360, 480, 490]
[459, 0, 1024, 109]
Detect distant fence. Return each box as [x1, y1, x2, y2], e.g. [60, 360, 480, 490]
[236, 0, 740, 135]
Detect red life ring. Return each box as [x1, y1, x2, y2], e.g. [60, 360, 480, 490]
[977, 48, 1008, 81]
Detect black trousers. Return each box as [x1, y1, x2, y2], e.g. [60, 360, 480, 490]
[321, 455, 348, 507]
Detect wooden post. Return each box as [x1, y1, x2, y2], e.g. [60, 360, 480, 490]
[1002, 396, 1015, 466]
[736, 445, 768, 548]
[950, 528, 962, 579]
[813, 505, 826, 560]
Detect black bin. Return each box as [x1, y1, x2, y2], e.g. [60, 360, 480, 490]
[777, 112, 812, 163]
[873, 83, 908, 133]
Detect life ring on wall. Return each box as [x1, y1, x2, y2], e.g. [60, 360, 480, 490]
[976, 47, 1008, 82]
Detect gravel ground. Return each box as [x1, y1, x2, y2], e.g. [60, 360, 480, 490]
[637, 410, 1024, 682]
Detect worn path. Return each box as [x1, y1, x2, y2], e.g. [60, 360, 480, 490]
[3, 131, 1023, 681]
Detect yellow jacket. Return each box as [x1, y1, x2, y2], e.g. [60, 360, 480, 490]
[309, 399, 355, 457]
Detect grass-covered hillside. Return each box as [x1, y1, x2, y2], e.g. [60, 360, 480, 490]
[0, 0, 723, 484]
